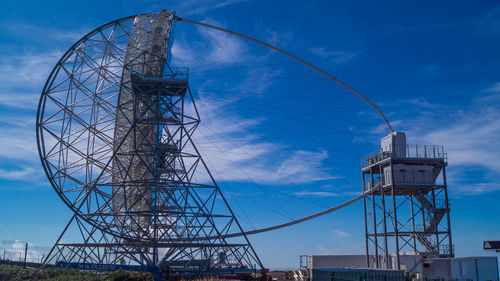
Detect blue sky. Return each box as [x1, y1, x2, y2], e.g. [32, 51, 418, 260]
[1, 0, 500, 269]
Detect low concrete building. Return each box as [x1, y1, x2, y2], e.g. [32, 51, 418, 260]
[299, 254, 499, 281]
[300, 255, 404, 281]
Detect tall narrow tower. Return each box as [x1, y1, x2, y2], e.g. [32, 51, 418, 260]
[362, 132, 453, 269]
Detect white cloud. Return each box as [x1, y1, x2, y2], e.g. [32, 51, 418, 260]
[0, 93, 40, 109]
[169, 24, 357, 186]
[171, 17, 296, 98]
[0, 39, 63, 189]
[191, 97, 340, 185]
[0, 126, 38, 162]
[170, 39, 197, 66]
[408, 107, 500, 174]
[310, 47, 358, 64]
[253, 19, 294, 47]
[293, 191, 360, 197]
[333, 229, 350, 239]
[171, 18, 249, 69]
[386, 87, 500, 195]
[0, 166, 44, 182]
[453, 182, 500, 196]
[0, 240, 47, 262]
[174, 0, 250, 16]
[0, 21, 86, 43]
[0, 51, 61, 88]
[0, 51, 60, 111]
[485, 82, 500, 92]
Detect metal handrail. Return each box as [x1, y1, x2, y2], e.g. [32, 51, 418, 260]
[362, 144, 447, 167]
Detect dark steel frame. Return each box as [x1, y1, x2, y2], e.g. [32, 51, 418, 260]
[36, 12, 262, 275]
[362, 146, 453, 269]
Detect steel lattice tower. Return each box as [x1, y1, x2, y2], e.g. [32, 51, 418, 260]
[37, 11, 263, 277]
[362, 132, 453, 269]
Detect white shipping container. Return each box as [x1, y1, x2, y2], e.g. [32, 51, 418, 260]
[422, 257, 499, 281]
[381, 132, 407, 158]
[308, 255, 368, 269]
[307, 255, 393, 270]
[450, 257, 499, 281]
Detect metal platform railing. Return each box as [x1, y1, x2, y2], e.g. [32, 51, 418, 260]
[362, 144, 447, 168]
[401, 144, 446, 160]
[131, 66, 189, 80]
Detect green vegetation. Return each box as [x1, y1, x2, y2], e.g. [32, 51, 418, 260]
[0, 264, 154, 281]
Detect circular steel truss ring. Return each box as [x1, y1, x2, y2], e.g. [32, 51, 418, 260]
[36, 13, 393, 241]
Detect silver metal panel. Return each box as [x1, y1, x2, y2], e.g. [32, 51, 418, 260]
[393, 253, 422, 273]
[448, 257, 499, 281]
[310, 255, 368, 269]
[312, 268, 405, 281]
[112, 11, 175, 229]
[384, 164, 435, 186]
[381, 132, 406, 158]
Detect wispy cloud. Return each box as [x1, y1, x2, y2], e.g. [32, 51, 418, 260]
[171, 18, 290, 95]
[252, 19, 293, 47]
[0, 25, 70, 189]
[453, 182, 500, 196]
[171, 18, 248, 67]
[0, 166, 44, 182]
[0, 21, 86, 43]
[293, 191, 360, 197]
[409, 105, 500, 174]
[202, 19, 247, 65]
[0, 240, 48, 262]
[0, 93, 40, 109]
[192, 97, 340, 185]
[0, 51, 60, 88]
[174, 0, 250, 16]
[310, 47, 358, 64]
[0, 121, 38, 162]
[478, 4, 500, 34]
[485, 82, 500, 92]
[332, 229, 350, 239]
[382, 84, 500, 195]
[0, 51, 61, 111]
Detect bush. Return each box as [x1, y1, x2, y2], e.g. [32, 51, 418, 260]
[0, 264, 154, 281]
[106, 270, 154, 281]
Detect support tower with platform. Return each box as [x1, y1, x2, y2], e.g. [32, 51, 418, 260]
[362, 132, 453, 270]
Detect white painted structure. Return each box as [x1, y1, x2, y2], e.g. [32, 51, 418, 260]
[422, 256, 499, 281]
[383, 164, 435, 186]
[305, 254, 368, 269]
[381, 131, 407, 158]
[301, 254, 499, 281]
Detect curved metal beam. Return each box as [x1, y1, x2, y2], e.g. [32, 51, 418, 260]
[176, 17, 394, 133]
[225, 187, 377, 238]
[172, 186, 377, 240]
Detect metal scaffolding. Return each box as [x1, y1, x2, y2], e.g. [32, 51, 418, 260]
[37, 11, 262, 277]
[362, 132, 453, 269]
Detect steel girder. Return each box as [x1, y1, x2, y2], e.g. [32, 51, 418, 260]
[37, 11, 262, 274]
